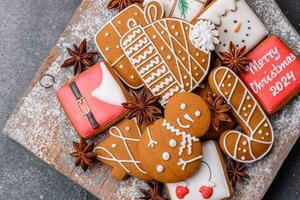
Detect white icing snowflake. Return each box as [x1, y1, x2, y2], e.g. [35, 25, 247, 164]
[189, 19, 219, 53]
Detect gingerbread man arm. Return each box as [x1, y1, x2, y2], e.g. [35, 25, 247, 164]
[209, 67, 274, 163]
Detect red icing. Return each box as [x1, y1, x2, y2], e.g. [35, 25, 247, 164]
[240, 35, 300, 114]
[176, 185, 190, 199]
[199, 185, 214, 199]
[57, 62, 127, 138]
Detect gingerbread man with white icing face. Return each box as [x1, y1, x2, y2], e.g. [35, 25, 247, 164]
[138, 92, 211, 183]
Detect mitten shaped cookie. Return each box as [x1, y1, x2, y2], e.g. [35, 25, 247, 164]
[97, 0, 219, 106]
[94, 118, 151, 180]
[209, 67, 274, 163]
[138, 92, 211, 183]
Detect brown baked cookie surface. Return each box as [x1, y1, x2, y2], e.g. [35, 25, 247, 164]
[209, 67, 274, 163]
[95, 118, 151, 180]
[138, 92, 211, 183]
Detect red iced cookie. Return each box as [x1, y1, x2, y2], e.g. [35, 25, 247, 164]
[57, 62, 128, 138]
[240, 35, 300, 114]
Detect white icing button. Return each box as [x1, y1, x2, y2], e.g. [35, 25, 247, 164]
[243, 149, 247, 153]
[153, 35, 157, 39]
[238, 147, 241, 151]
[169, 139, 177, 148]
[105, 32, 109, 36]
[171, 25, 176, 29]
[221, 83, 225, 87]
[130, 75, 135, 80]
[160, 46, 164, 51]
[246, 96, 251, 100]
[266, 132, 269, 136]
[105, 47, 109, 51]
[195, 73, 199, 76]
[162, 152, 170, 161]
[111, 143, 117, 148]
[262, 137, 265, 140]
[258, 130, 263, 134]
[180, 103, 187, 110]
[161, 30, 165, 34]
[244, 113, 248, 117]
[186, 83, 190, 87]
[167, 55, 172, 60]
[178, 50, 182, 54]
[243, 107, 246, 111]
[134, 12, 138, 15]
[202, 59, 205, 62]
[125, 126, 130, 131]
[185, 26, 188, 30]
[225, 92, 228, 95]
[196, 53, 200, 56]
[227, 75, 231, 79]
[194, 67, 197, 70]
[119, 65, 124, 69]
[228, 83, 232, 87]
[116, 45, 120, 48]
[175, 32, 179, 36]
[242, 141, 247, 146]
[117, 20, 121, 24]
[264, 123, 268, 127]
[241, 156, 246, 161]
[156, 165, 164, 173]
[183, 75, 188, 79]
[182, 57, 186, 61]
[248, 104, 252, 108]
[195, 111, 201, 117]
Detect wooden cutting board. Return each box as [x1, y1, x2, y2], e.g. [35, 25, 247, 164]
[3, 0, 300, 199]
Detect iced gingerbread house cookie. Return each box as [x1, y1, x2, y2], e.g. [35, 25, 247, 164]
[195, 0, 268, 54]
[166, 141, 232, 200]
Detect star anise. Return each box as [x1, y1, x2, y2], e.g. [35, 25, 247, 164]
[227, 159, 250, 188]
[61, 39, 98, 75]
[206, 93, 232, 131]
[107, 0, 143, 11]
[122, 87, 162, 126]
[70, 138, 96, 171]
[219, 41, 251, 74]
[139, 181, 166, 200]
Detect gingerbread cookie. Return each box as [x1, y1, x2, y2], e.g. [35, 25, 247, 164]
[166, 141, 232, 200]
[94, 118, 151, 180]
[209, 67, 274, 163]
[194, 0, 268, 54]
[240, 35, 300, 114]
[147, 0, 209, 22]
[97, 1, 217, 106]
[57, 62, 128, 138]
[138, 92, 211, 183]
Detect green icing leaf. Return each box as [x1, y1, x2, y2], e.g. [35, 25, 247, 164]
[177, 0, 189, 19]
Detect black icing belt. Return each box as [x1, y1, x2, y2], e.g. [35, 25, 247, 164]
[70, 81, 100, 130]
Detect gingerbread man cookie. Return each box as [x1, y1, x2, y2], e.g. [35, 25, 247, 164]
[209, 67, 274, 163]
[138, 92, 211, 183]
[96, 0, 218, 106]
[94, 118, 151, 180]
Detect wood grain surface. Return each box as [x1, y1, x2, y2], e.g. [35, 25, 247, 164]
[3, 0, 300, 199]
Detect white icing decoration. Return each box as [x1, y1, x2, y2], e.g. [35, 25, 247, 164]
[125, 126, 130, 131]
[146, 127, 158, 148]
[189, 19, 219, 53]
[184, 113, 194, 122]
[125, 37, 148, 56]
[180, 103, 187, 110]
[169, 139, 177, 148]
[151, 76, 174, 93]
[145, 65, 167, 84]
[159, 86, 181, 106]
[243, 149, 247, 153]
[122, 29, 142, 46]
[139, 56, 160, 75]
[95, 118, 146, 174]
[111, 143, 117, 148]
[105, 47, 109, 51]
[162, 152, 170, 160]
[177, 118, 190, 129]
[162, 119, 199, 156]
[131, 46, 154, 65]
[157, 165, 164, 173]
[213, 67, 274, 163]
[166, 141, 231, 200]
[105, 32, 109, 36]
[130, 75, 134, 79]
[119, 65, 124, 69]
[195, 111, 201, 117]
[178, 155, 203, 171]
[92, 62, 126, 106]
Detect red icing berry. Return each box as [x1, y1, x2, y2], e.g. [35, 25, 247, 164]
[176, 186, 190, 199]
[199, 186, 214, 199]
[240, 35, 300, 114]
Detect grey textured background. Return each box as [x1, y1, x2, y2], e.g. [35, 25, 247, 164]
[0, 0, 298, 199]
